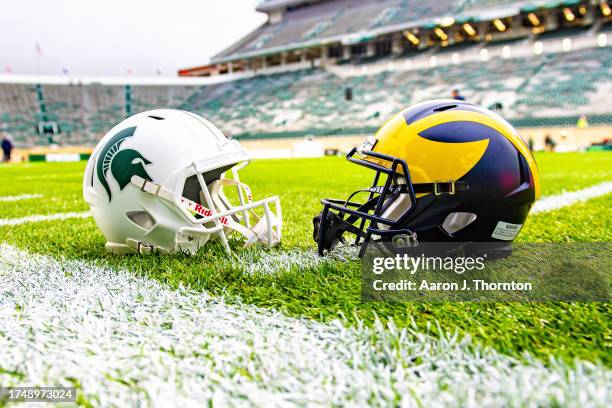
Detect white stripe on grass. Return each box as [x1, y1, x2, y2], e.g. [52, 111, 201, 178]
[238, 245, 359, 274]
[15, 172, 84, 181]
[532, 181, 612, 213]
[0, 193, 43, 202]
[0, 211, 90, 227]
[0, 244, 609, 407]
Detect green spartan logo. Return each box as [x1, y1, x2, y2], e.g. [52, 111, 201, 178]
[96, 126, 153, 201]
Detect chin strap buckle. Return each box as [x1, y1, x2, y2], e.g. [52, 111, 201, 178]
[126, 238, 157, 255]
[434, 180, 456, 196]
[140, 178, 161, 195]
[132, 175, 174, 201]
[391, 231, 418, 247]
[137, 242, 154, 255]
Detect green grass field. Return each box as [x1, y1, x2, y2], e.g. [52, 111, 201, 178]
[1, 152, 611, 368]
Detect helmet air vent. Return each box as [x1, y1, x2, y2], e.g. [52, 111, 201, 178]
[126, 211, 156, 230]
[148, 115, 165, 120]
[442, 212, 477, 235]
[433, 104, 457, 112]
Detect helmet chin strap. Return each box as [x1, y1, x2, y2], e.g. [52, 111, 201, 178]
[131, 175, 281, 252]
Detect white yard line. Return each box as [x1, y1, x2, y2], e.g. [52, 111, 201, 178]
[0, 244, 608, 407]
[0, 211, 91, 227]
[237, 245, 359, 274]
[0, 193, 43, 202]
[15, 172, 84, 180]
[531, 181, 612, 213]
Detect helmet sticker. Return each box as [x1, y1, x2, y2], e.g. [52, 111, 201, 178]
[96, 126, 153, 201]
[491, 221, 523, 241]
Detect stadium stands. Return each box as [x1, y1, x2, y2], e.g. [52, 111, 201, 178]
[0, 84, 198, 147]
[216, 0, 528, 61]
[182, 45, 612, 138]
[0, 43, 610, 147]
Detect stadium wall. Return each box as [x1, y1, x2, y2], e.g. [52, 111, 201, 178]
[5, 125, 608, 163]
[239, 125, 610, 157]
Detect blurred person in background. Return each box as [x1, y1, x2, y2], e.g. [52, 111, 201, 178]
[451, 88, 465, 101]
[577, 114, 589, 128]
[544, 134, 556, 152]
[1, 135, 13, 162]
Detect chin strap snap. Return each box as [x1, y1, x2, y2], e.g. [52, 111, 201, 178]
[412, 180, 468, 195]
[126, 238, 168, 255]
[133, 175, 175, 201]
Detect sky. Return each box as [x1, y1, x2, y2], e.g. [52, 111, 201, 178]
[0, 0, 267, 77]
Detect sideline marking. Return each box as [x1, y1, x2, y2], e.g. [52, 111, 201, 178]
[0, 194, 43, 202]
[0, 211, 90, 227]
[0, 244, 608, 406]
[531, 182, 612, 213]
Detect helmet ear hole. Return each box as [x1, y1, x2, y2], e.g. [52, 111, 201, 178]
[442, 212, 477, 235]
[126, 211, 156, 231]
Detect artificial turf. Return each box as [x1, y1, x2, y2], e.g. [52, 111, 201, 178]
[0, 152, 610, 366]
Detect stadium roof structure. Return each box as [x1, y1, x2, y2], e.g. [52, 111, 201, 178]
[255, 0, 325, 13]
[0, 73, 248, 86]
[209, 0, 582, 64]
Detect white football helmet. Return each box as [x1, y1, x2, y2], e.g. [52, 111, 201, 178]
[83, 109, 282, 255]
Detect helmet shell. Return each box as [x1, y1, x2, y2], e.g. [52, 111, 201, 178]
[369, 100, 539, 242]
[83, 109, 248, 252]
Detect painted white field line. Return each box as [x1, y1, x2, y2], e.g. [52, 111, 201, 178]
[532, 181, 612, 213]
[0, 244, 609, 407]
[0, 193, 43, 202]
[0, 211, 90, 227]
[15, 172, 84, 181]
[237, 245, 359, 274]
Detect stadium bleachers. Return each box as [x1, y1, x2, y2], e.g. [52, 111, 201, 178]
[0, 45, 610, 146]
[219, 0, 526, 60]
[183, 45, 612, 138]
[0, 84, 198, 147]
[0, 84, 39, 146]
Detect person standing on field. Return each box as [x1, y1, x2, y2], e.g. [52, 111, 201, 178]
[451, 88, 465, 101]
[1, 135, 13, 162]
[577, 114, 589, 128]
